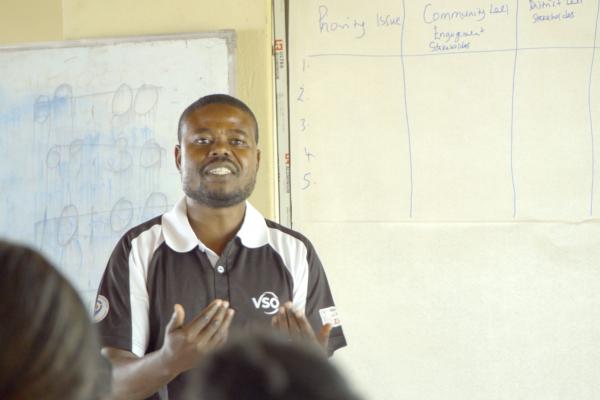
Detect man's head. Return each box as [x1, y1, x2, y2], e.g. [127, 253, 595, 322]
[177, 94, 259, 144]
[176, 94, 260, 208]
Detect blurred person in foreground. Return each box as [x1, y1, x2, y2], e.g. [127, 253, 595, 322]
[185, 331, 362, 400]
[0, 239, 111, 400]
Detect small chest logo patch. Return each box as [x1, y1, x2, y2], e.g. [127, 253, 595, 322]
[252, 291, 280, 315]
[93, 295, 110, 323]
[319, 306, 342, 328]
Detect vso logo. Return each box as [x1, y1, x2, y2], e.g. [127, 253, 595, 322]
[252, 291, 280, 315]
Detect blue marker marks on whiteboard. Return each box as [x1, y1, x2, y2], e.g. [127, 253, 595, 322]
[0, 95, 31, 126]
[141, 126, 153, 141]
[134, 84, 159, 114]
[52, 84, 73, 118]
[112, 84, 134, 115]
[140, 139, 164, 168]
[0, 105, 23, 126]
[34, 95, 52, 123]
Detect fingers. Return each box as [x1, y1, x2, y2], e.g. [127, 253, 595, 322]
[185, 299, 224, 338]
[193, 303, 232, 351]
[271, 306, 290, 336]
[294, 309, 317, 340]
[318, 323, 332, 350]
[161, 300, 235, 374]
[271, 303, 331, 352]
[198, 301, 230, 340]
[166, 304, 185, 333]
[209, 308, 235, 346]
[285, 303, 303, 336]
[272, 302, 316, 341]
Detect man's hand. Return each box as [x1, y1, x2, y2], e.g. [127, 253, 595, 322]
[102, 300, 234, 400]
[161, 299, 234, 374]
[271, 301, 331, 352]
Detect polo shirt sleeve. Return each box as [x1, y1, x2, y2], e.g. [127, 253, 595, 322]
[303, 240, 348, 356]
[94, 233, 151, 357]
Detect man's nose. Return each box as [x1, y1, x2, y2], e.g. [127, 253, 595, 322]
[209, 137, 230, 157]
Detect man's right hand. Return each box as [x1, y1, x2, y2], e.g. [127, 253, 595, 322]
[102, 299, 234, 400]
[161, 299, 234, 374]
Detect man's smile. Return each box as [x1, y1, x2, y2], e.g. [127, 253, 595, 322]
[202, 160, 238, 177]
[207, 167, 232, 176]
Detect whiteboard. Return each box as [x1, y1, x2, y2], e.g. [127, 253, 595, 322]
[0, 31, 235, 309]
[287, 1, 600, 399]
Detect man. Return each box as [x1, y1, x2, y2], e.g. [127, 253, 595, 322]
[94, 94, 346, 400]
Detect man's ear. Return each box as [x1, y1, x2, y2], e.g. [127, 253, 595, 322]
[256, 148, 261, 170]
[175, 144, 181, 172]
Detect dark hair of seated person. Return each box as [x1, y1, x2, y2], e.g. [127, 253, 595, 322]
[0, 240, 112, 400]
[187, 331, 363, 400]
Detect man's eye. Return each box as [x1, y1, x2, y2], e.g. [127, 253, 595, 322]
[231, 139, 246, 146]
[193, 138, 211, 144]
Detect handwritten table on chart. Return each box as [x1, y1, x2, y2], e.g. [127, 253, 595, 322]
[288, 0, 599, 223]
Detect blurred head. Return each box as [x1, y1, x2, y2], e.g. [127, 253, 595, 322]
[0, 240, 111, 400]
[188, 332, 362, 400]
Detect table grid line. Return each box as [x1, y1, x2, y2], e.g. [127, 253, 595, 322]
[307, 45, 600, 59]
[588, 1, 600, 215]
[510, 0, 520, 218]
[400, 0, 414, 219]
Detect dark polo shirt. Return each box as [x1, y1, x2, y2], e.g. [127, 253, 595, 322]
[95, 198, 346, 400]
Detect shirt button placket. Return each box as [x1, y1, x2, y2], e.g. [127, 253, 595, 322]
[215, 263, 228, 299]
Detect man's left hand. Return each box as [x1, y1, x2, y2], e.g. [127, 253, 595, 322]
[271, 301, 332, 352]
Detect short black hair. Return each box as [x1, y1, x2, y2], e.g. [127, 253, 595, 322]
[185, 332, 363, 400]
[0, 240, 111, 400]
[177, 94, 259, 144]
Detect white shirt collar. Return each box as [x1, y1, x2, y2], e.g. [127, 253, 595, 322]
[161, 197, 269, 253]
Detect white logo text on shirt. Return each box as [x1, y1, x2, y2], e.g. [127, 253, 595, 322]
[252, 291, 280, 315]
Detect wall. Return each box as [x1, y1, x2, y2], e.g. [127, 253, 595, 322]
[0, 0, 63, 44]
[0, 0, 275, 218]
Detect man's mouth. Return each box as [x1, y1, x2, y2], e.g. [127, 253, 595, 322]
[207, 167, 233, 176]
[203, 160, 237, 176]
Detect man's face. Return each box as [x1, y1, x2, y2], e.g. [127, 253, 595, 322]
[176, 103, 260, 208]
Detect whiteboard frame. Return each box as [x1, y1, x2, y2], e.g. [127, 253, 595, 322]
[0, 30, 237, 94]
